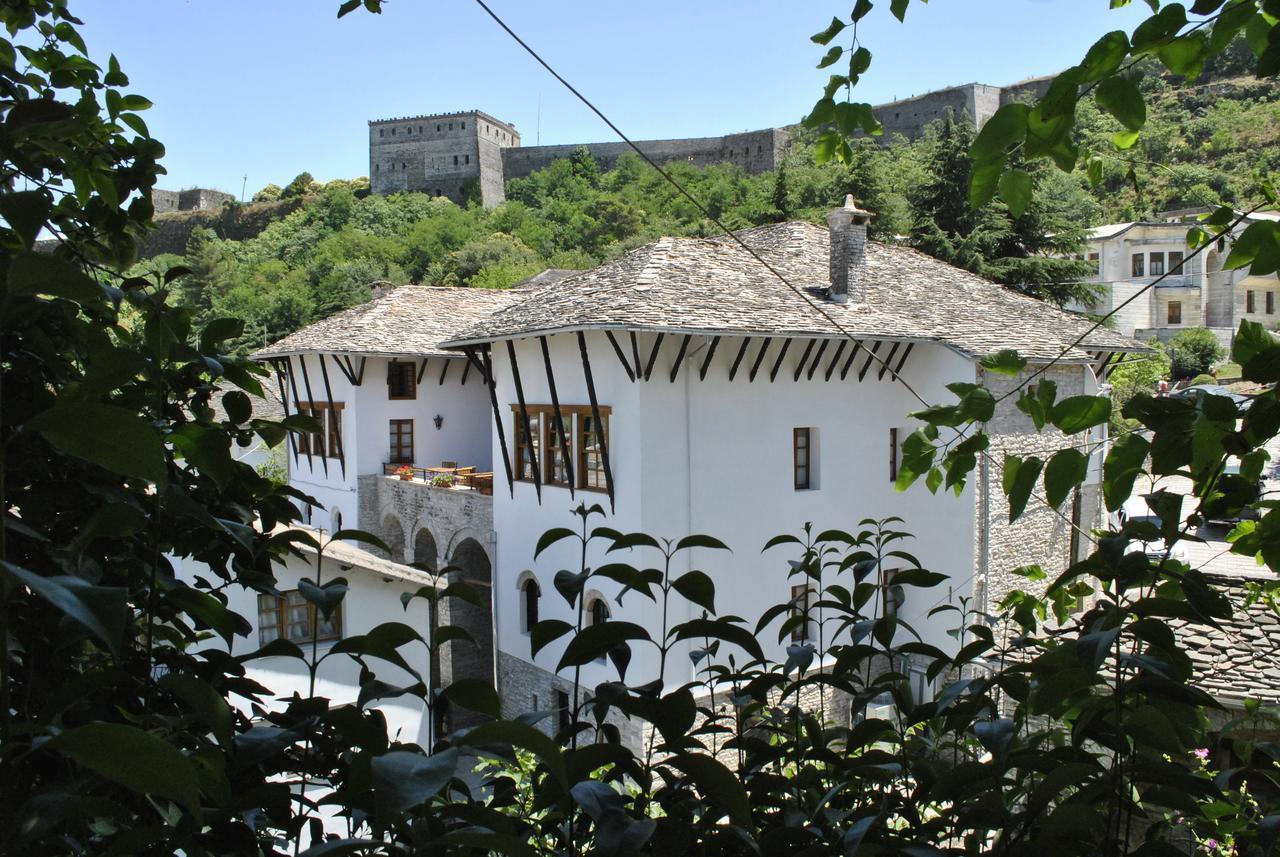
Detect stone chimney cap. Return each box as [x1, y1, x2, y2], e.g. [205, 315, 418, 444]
[834, 194, 874, 222]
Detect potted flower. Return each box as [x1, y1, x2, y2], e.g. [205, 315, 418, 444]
[394, 465, 414, 481]
[430, 472, 454, 489]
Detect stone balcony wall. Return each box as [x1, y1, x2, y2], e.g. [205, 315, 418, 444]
[357, 474, 494, 569]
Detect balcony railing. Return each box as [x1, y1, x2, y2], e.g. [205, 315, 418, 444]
[382, 462, 493, 495]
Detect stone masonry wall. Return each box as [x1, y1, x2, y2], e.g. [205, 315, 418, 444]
[975, 364, 1100, 617]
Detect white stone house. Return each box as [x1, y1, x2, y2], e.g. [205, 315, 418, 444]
[1067, 209, 1280, 345]
[434, 198, 1142, 723]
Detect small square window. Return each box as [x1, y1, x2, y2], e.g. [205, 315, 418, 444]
[1248, 290, 1257, 314]
[1167, 300, 1182, 325]
[1168, 250, 1184, 273]
[1269, 292, 1276, 315]
[258, 590, 341, 646]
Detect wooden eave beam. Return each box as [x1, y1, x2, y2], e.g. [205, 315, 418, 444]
[891, 342, 914, 382]
[478, 346, 515, 497]
[273, 359, 299, 465]
[353, 356, 367, 386]
[748, 338, 773, 382]
[824, 340, 848, 382]
[284, 356, 315, 471]
[540, 336, 575, 498]
[318, 354, 346, 479]
[297, 355, 328, 477]
[793, 340, 817, 383]
[669, 334, 693, 384]
[416, 358, 430, 385]
[857, 341, 883, 382]
[840, 341, 863, 380]
[806, 340, 830, 381]
[877, 342, 902, 381]
[331, 355, 357, 386]
[577, 332, 615, 513]
[629, 332, 643, 382]
[463, 348, 488, 384]
[605, 330, 636, 382]
[507, 340, 541, 502]
[698, 336, 721, 381]
[643, 333, 666, 381]
[728, 337, 752, 382]
[439, 359, 450, 386]
[769, 339, 793, 382]
[460, 359, 472, 386]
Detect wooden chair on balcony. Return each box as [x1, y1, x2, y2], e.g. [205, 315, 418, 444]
[440, 460, 458, 470]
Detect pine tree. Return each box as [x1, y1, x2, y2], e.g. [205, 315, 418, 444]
[771, 161, 789, 221]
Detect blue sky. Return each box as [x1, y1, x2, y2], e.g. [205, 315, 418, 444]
[74, 1, 1155, 197]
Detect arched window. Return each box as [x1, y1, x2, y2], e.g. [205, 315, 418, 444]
[589, 598, 609, 627]
[521, 578, 541, 633]
[331, 508, 343, 533]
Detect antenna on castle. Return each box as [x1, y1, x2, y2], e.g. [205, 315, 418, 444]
[241, 174, 247, 202]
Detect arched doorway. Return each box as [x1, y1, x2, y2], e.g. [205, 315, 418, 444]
[413, 528, 438, 572]
[439, 537, 494, 730]
[381, 515, 405, 564]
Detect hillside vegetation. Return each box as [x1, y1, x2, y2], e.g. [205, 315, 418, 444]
[160, 53, 1277, 355]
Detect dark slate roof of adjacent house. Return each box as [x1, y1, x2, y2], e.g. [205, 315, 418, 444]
[254, 286, 523, 360]
[441, 221, 1141, 361]
[1173, 574, 1280, 706]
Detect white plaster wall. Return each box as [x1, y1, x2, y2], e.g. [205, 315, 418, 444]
[490, 332, 980, 697]
[172, 550, 434, 746]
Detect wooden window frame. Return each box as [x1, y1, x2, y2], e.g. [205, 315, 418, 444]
[296, 402, 343, 460]
[544, 412, 572, 487]
[1269, 292, 1276, 315]
[1248, 290, 1257, 314]
[1149, 251, 1165, 277]
[257, 590, 342, 647]
[387, 361, 417, 400]
[326, 403, 344, 459]
[793, 427, 812, 490]
[790, 583, 814, 642]
[389, 418, 414, 465]
[889, 427, 899, 482]
[1168, 250, 1184, 274]
[577, 410, 609, 493]
[513, 408, 543, 483]
[1167, 301, 1182, 325]
[509, 404, 613, 492]
[1131, 253, 1145, 277]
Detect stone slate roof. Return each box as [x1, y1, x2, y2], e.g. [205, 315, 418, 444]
[254, 286, 523, 361]
[1173, 574, 1280, 706]
[442, 221, 1141, 361]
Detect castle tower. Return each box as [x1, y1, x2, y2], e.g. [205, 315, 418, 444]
[368, 110, 520, 206]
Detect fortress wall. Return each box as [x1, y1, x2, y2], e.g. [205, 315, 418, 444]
[477, 135, 507, 207]
[870, 84, 982, 141]
[970, 84, 1003, 128]
[1000, 75, 1055, 106]
[153, 189, 180, 214]
[501, 129, 786, 181]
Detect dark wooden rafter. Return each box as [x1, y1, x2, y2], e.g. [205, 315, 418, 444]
[349, 356, 367, 386]
[824, 340, 848, 382]
[728, 337, 752, 382]
[857, 341, 884, 382]
[297, 354, 328, 477]
[439, 359, 450, 386]
[793, 340, 817, 383]
[840, 341, 864, 380]
[669, 334, 693, 383]
[643, 333, 666, 381]
[478, 346, 515, 497]
[577, 332, 615, 513]
[331, 355, 357, 386]
[877, 342, 902, 381]
[416, 358, 430, 385]
[283, 356, 313, 470]
[698, 336, 721, 381]
[605, 330, 636, 382]
[463, 348, 488, 384]
[806, 340, 830, 381]
[891, 342, 915, 382]
[317, 354, 346, 479]
[506, 340, 541, 502]
[1100, 351, 1125, 381]
[460, 358, 472, 386]
[272, 359, 299, 464]
[748, 337, 773, 382]
[540, 336, 575, 498]
[629, 332, 642, 382]
[769, 338, 793, 382]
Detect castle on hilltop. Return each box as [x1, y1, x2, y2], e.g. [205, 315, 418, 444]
[368, 78, 1058, 207]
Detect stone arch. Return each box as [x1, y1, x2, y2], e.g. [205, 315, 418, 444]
[382, 514, 406, 564]
[439, 537, 494, 730]
[412, 527, 440, 572]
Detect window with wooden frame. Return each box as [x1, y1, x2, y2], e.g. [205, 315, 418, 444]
[793, 428, 812, 490]
[579, 412, 609, 492]
[1248, 290, 1257, 314]
[295, 402, 344, 459]
[1131, 253, 1145, 277]
[889, 427, 899, 482]
[1167, 301, 1182, 325]
[544, 413, 571, 486]
[881, 570, 903, 619]
[521, 578, 540, 634]
[1149, 251, 1165, 276]
[257, 590, 342, 646]
[326, 403, 344, 458]
[387, 361, 416, 400]
[789, 583, 815, 642]
[1168, 250, 1184, 274]
[1269, 292, 1276, 315]
[514, 410, 543, 482]
[389, 419, 414, 464]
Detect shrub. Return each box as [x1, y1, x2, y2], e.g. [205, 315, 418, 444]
[1168, 327, 1225, 379]
[1188, 373, 1217, 386]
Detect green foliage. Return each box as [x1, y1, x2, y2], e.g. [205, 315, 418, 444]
[1169, 325, 1227, 379]
[1109, 341, 1171, 428]
[1189, 372, 1218, 385]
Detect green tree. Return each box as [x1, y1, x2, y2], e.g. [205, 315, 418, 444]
[281, 170, 317, 198]
[1168, 326, 1227, 379]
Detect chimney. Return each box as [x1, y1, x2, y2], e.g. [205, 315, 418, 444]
[826, 194, 874, 304]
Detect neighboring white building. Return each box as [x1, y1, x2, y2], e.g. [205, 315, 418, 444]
[1068, 208, 1280, 345]
[252, 198, 1143, 741]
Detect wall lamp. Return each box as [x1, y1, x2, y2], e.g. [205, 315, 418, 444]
[433, 414, 444, 430]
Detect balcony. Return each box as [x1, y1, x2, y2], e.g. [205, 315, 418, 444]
[357, 467, 494, 566]
[382, 462, 493, 495]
